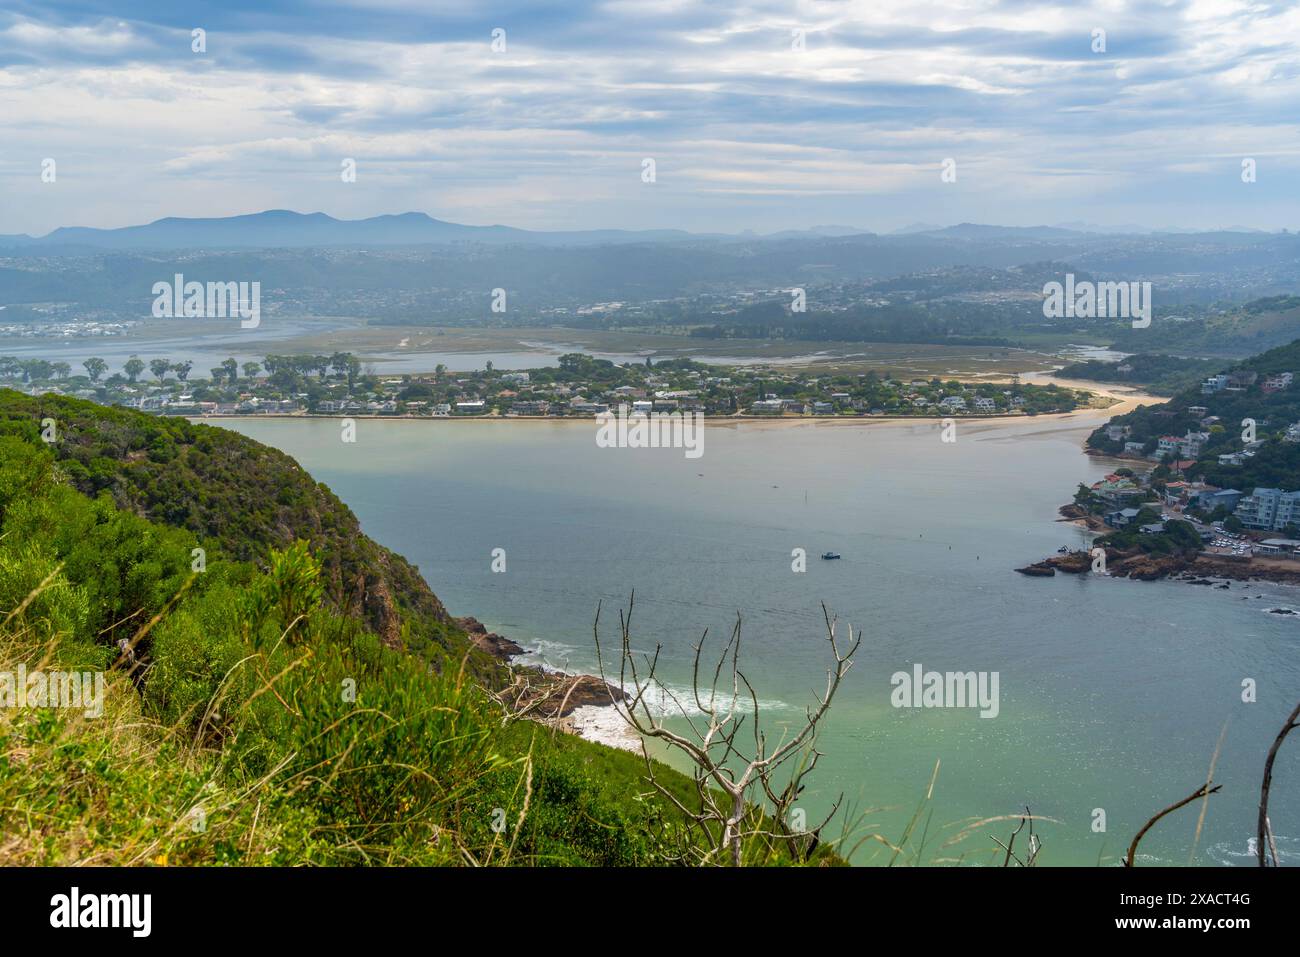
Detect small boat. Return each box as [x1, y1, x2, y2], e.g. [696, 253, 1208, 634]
[821, 551, 841, 560]
[1057, 546, 1070, 554]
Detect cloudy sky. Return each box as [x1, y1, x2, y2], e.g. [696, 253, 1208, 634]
[2, 0, 1298, 236]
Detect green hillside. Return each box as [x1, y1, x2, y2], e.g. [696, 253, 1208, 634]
[1107, 295, 1300, 357]
[1056, 353, 1222, 396]
[0, 390, 475, 669]
[1087, 337, 1300, 491]
[0, 389, 839, 866]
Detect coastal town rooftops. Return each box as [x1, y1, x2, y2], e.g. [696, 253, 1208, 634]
[1092, 474, 1140, 491]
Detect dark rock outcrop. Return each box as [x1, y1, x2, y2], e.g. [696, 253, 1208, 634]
[505, 668, 628, 718]
[455, 616, 525, 660]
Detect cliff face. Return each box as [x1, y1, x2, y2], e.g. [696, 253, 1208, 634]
[0, 389, 470, 661]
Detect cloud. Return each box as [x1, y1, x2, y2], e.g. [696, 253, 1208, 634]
[0, 0, 1298, 234]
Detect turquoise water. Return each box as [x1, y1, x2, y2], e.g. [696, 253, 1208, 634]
[216, 413, 1300, 865]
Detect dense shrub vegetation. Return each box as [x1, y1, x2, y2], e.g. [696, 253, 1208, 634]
[0, 390, 833, 866]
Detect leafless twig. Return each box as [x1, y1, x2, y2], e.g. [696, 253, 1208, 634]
[1257, 699, 1300, 866]
[1126, 783, 1221, 867]
[594, 595, 859, 866]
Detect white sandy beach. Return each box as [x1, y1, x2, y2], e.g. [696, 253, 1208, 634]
[566, 703, 642, 753]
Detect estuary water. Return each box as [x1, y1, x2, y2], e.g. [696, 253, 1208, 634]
[216, 413, 1300, 866]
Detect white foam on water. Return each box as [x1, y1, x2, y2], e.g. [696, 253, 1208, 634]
[618, 676, 792, 718]
[514, 646, 793, 719]
[1204, 834, 1299, 866]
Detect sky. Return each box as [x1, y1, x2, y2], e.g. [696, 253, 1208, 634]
[1, 0, 1299, 236]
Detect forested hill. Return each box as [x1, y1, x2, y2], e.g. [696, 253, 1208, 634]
[0, 389, 475, 666]
[1056, 353, 1223, 396]
[0, 389, 754, 866]
[1086, 337, 1300, 491]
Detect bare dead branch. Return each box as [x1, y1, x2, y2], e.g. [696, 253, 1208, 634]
[596, 596, 858, 865]
[1257, 699, 1300, 866]
[1126, 783, 1222, 867]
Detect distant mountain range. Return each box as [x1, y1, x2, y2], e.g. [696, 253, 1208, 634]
[0, 210, 870, 251]
[0, 210, 709, 250]
[0, 209, 1286, 252]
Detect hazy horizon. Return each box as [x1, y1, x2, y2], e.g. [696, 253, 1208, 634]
[4, 206, 1297, 242]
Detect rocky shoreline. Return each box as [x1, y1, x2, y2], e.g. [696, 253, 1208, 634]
[1014, 506, 1300, 587]
[455, 616, 632, 731]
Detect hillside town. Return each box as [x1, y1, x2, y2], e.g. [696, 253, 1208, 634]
[0, 351, 1086, 421]
[1065, 358, 1300, 568]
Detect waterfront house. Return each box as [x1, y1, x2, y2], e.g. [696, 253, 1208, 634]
[1092, 474, 1145, 504]
[1105, 507, 1142, 528]
[510, 400, 550, 416]
[1237, 488, 1300, 531]
[1180, 431, 1211, 458]
[1192, 488, 1243, 512]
